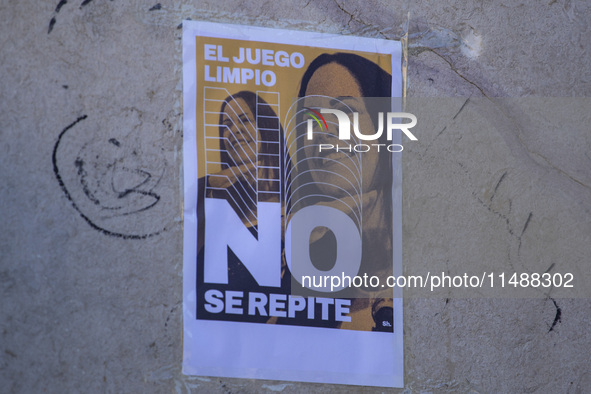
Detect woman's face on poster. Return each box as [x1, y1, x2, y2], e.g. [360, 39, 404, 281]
[302, 62, 380, 198]
[221, 98, 259, 167]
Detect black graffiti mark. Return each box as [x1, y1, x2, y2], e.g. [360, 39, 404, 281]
[521, 212, 533, 236]
[95, 137, 164, 217]
[48, 17, 57, 34]
[48, 0, 67, 34]
[52, 115, 162, 239]
[56, 0, 68, 12]
[548, 298, 562, 333]
[74, 157, 101, 206]
[49, 0, 99, 34]
[113, 184, 160, 216]
[149, 3, 162, 11]
[72, 155, 161, 217]
[165, 304, 180, 327]
[544, 263, 555, 274]
[452, 98, 469, 120]
[491, 171, 507, 201]
[113, 168, 153, 199]
[74, 152, 162, 215]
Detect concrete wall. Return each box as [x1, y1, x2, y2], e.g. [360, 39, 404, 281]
[2, 0, 590, 392]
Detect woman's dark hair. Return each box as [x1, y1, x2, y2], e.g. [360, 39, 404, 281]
[298, 52, 392, 98]
[295, 53, 393, 252]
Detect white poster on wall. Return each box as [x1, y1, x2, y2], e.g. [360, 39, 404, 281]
[182, 20, 403, 387]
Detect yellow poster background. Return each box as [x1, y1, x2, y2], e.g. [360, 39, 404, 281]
[194, 35, 393, 178]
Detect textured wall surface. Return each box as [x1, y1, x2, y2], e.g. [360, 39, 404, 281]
[1, 0, 590, 392]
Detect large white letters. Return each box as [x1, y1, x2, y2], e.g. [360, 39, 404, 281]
[204, 199, 281, 287]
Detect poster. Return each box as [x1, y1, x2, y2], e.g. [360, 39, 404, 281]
[182, 20, 403, 387]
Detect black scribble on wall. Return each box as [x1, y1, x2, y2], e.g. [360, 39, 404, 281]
[48, 17, 57, 34]
[52, 115, 167, 239]
[548, 298, 562, 333]
[73, 156, 161, 217]
[48, 0, 100, 34]
[56, 0, 68, 12]
[48, 0, 67, 34]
